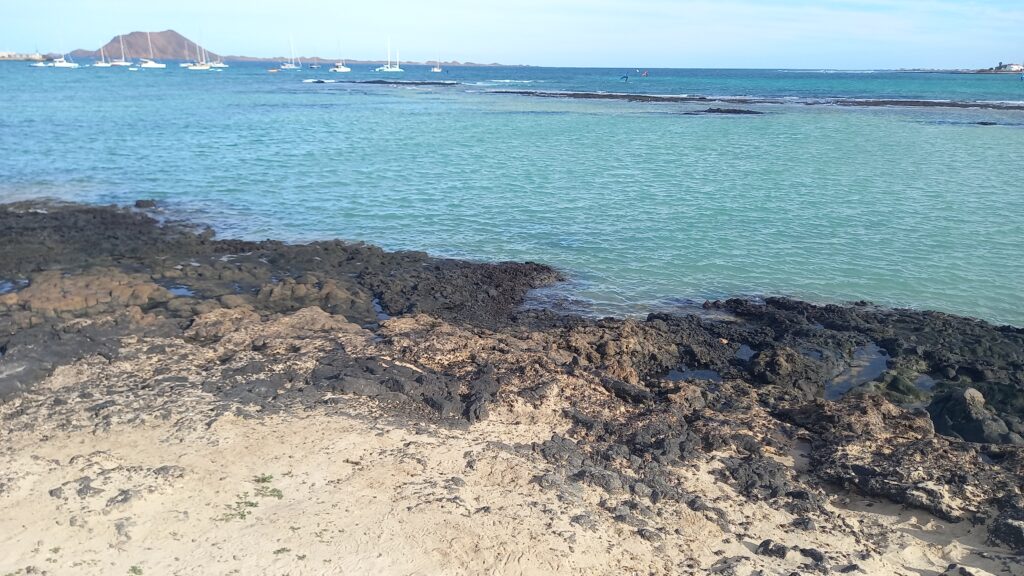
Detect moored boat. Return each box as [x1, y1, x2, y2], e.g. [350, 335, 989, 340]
[138, 33, 167, 68]
[375, 38, 403, 73]
[110, 35, 133, 66]
[51, 55, 80, 69]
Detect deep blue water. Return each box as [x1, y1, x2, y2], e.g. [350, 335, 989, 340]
[1, 61, 1022, 324]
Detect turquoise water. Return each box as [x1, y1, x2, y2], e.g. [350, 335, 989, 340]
[1, 62, 1023, 324]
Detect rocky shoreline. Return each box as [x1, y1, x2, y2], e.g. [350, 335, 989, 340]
[1, 201, 1022, 575]
[493, 89, 1024, 112]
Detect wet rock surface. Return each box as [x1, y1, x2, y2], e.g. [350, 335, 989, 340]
[2, 201, 1023, 572]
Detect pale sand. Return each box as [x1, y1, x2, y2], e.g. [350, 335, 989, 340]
[1, 346, 1015, 576]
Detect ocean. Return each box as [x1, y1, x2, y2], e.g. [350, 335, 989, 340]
[1, 62, 1022, 324]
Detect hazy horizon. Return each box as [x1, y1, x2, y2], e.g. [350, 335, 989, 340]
[5, 0, 1023, 69]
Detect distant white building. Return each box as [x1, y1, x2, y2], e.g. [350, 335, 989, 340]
[994, 62, 1023, 72]
[0, 51, 45, 61]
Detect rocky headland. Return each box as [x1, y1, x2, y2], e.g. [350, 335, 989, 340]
[0, 201, 1022, 575]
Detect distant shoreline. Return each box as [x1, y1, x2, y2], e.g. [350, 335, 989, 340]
[1, 55, 1020, 73]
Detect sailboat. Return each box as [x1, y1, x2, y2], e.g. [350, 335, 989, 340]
[187, 42, 210, 70]
[111, 35, 133, 66]
[329, 41, 350, 72]
[179, 41, 195, 67]
[375, 38, 403, 72]
[431, 57, 442, 73]
[208, 52, 229, 69]
[93, 46, 112, 67]
[139, 32, 167, 69]
[280, 37, 301, 70]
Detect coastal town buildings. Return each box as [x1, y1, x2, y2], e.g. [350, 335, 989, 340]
[993, 61, 1023, 72]
[0, 51, 45, 61]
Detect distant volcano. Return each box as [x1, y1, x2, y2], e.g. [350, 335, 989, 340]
[70, 30, 218, 61]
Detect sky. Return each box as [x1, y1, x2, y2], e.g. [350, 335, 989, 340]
[4, 0, 1023, 68]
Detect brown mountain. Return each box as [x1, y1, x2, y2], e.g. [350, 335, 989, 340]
[68, 29, 519, 65]
[70, 30, 218, 62]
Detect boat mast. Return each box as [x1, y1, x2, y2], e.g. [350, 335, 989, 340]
[119, 34, 127, 61]
[387, 37, 391, 69]
[147, 32, 154, 59]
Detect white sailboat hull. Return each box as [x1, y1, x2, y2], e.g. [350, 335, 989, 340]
[139, 59, 166, 69]
[376, 39, 404, 72]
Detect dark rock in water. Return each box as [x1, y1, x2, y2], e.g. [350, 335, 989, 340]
[976, 121, 998, 126]
[928, 388, 1024, 445]
[703, 108, 763, 115]
[134, 199, 157, 209]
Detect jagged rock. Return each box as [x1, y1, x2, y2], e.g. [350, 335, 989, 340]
[756, 538, 789, 559]
[928, 387, 1024, 445]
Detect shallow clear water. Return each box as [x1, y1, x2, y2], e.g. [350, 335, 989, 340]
[1, 62, 1022, 325]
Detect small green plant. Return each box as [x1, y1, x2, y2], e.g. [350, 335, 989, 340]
[255, 485, 284, 500]
[273, 547, 291, 555]
[49, 547, 61, 554]
[216, 492, 259, 521]
[128, 566, 143, 575]
[253, 474, 274, 484]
